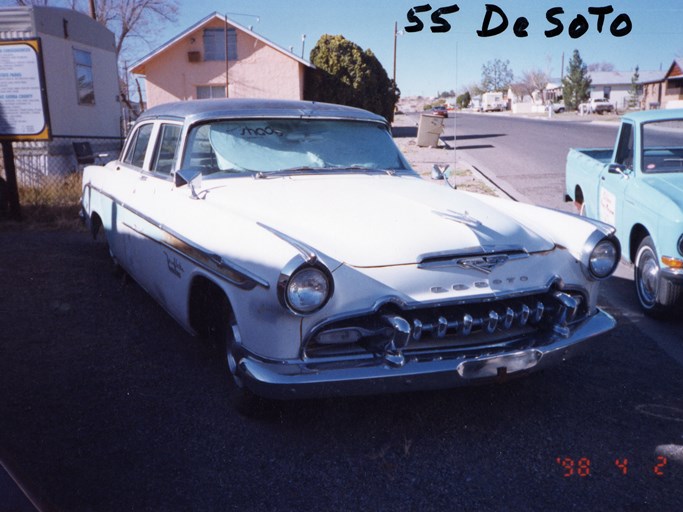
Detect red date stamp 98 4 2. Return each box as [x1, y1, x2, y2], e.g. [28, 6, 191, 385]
[555, 456, 669, 477]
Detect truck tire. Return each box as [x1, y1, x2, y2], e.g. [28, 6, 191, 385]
[634, 237, 681, 316]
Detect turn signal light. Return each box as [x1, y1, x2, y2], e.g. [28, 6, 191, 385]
[661, 256, 683, 269]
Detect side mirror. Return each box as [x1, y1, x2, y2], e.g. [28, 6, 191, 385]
[431, 164, 456, 189]
[431, 164, 445, 180]
[175, 169, 203, 199]
[607, 163, 629, 178]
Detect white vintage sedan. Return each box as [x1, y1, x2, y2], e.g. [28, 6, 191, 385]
[81, 99, 619, 404]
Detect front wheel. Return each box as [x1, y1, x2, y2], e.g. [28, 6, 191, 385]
[210, 294, 271, 416]
[634, 237, 681, 316]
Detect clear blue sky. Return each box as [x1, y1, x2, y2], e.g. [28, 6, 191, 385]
[3, 0, 681, 96]
[149, 0, 682, 96]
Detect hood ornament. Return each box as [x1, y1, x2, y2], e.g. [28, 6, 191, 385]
[432, 209, 481, 228]
[455, 254, 509, 274]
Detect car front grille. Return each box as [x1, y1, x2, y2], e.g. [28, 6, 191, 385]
[304, 289, 587, 361]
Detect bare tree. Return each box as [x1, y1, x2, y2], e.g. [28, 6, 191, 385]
[481, 58, 513, 92]
[587, 62, 615, 72]
[520, 69, 549, 103]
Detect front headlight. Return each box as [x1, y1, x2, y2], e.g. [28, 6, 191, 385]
[587, 236, 620, 279]
[280, 264, 333, 314]
[678, 234, 683, 257]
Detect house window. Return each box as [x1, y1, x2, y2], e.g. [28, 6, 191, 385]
[203, 28, 237, 61]
[73, 49, 95, 105]
[196, 85, 226, 99]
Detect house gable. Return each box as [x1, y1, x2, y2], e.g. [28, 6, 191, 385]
[131, 13, 312, 107]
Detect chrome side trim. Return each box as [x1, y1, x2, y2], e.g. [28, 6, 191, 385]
[84, 183, 269, 290]
[257, 222, 318, 263]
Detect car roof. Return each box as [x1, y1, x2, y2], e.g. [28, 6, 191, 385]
[137, 98, 388, 126]
[622, 108, 683, 124]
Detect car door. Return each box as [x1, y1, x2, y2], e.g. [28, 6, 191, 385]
[104, 121, 156, 269]
[598, 121, 634, 230]
[119, 122, 188, 316]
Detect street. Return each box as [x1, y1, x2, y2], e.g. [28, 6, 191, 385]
[1, 113, 683, 511]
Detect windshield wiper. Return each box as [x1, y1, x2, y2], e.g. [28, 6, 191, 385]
[254, 166, 401, 179]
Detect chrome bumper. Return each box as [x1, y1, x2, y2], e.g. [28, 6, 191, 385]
[236, 308, 616, 400]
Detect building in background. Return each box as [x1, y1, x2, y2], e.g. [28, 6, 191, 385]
[641, 59, 683, 110]
[130, 13, 314, 108]
[0, 5, 122, 186]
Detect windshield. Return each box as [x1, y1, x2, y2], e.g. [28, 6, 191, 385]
[642, 119, 683, 174]
[181, 118, 413, 176]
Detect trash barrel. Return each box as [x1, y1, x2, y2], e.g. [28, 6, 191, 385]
[416, 114, 445, 147]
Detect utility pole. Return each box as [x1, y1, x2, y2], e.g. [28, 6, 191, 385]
[88, 0, 96, 20]
[225, 14, 229, 97]
[393, 22, 397, 97]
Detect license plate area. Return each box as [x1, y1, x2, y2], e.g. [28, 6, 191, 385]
[457, 350, 541, 379]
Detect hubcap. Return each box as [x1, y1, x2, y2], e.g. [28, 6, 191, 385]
[637, 247, 659, 308]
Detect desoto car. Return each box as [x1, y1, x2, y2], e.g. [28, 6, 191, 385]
[81, 99, 619, 407]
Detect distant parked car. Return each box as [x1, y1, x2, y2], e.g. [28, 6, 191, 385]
[431, 105, 448, 118]
[587, 98, 614, 114]
[548, 102, 565, 113]
[81, 98, 619, 409]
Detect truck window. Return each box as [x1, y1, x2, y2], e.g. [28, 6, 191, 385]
[614, 122, 634, 170]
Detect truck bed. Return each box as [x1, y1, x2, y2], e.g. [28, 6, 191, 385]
[565, 148, 613, 212]
[571, 148, 613, 164]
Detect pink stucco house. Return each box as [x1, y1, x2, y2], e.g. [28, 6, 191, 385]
[130, 13, 314, 108]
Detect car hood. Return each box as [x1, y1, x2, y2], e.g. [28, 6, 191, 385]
[202, 175, 555, 267]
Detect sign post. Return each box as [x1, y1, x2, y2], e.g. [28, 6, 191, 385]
[0, 39, 51, 221]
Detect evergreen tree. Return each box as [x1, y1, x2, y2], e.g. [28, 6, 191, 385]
[456, 91, 471, 109]
[562, 50, 592, 110]
[306, 34, 399, 121]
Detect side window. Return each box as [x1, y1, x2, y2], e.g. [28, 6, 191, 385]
[151, 124, 182, 174]
[614, 122, 634, 170]
[123, 123, 154, 169]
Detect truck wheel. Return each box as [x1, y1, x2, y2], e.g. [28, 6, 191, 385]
[634, 237, 680, 316]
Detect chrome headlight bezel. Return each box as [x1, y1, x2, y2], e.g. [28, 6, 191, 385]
[678, 234, 683, 257]
[582, 231, 621, 280]
[278, 260, 334, 315]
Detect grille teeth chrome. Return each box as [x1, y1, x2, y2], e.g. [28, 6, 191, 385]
[412, 319, 423, 341]
[437, 316, 448, 338]
[503, 307, 515, 329]
[486, 310, 499, 333]
[462, 314, 473, 336]
[308, 291, 586, 360]
[519, 304, 530, 326]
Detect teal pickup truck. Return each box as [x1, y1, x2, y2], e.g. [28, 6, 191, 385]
[565, 109, 683, 315]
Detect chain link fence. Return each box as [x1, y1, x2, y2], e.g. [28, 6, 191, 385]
[0, 135, 124, 222]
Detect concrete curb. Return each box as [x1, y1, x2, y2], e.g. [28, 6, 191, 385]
[391, 114, 512, 200]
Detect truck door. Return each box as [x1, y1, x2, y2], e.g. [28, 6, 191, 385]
[598, 121, 634, 229]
